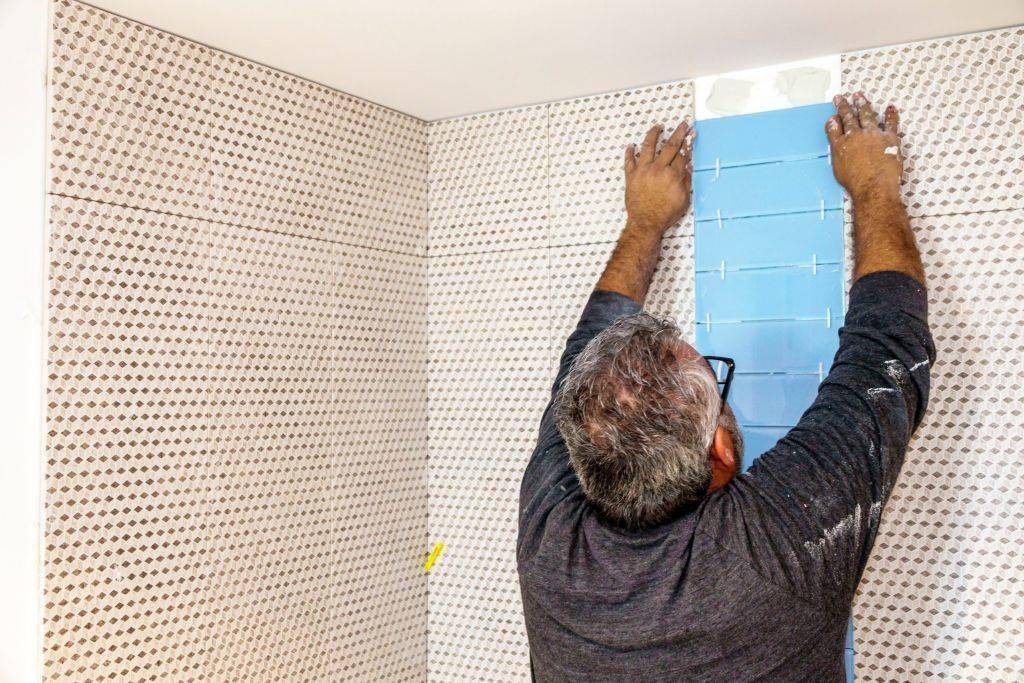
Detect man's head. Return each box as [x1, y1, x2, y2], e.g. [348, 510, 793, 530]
[554, 313, 744, 530]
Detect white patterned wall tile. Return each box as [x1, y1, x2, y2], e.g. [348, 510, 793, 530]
[843, 28, 1024, 218]
[330, 243, 428, 681]
[48, 0, 220, 218]
[854, 209, 1024, 681]
[207, 54, 429, 253]
[204, 52, 352, 243]
[336, 99, 429, 256]
[49, 0, 428, 256]
[549, 81, 695, 246]
[549, 236, 696, 367]
[47, 4, 431, 679]
[45, 196, 213, 681]
[427, 248, 550, 681]
[203, 225, 336, 680]
[428, 106, 549, 256]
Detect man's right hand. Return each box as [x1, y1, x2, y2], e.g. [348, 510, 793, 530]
[595, 121, 695, 304]
[826, 93, 903, 203]
[624, 121, 695, 235]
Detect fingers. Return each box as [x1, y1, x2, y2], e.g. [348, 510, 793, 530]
[834, 92, 898, 136]
[825, 115, 843, 145]
[624, 144, 636, 174]
[670, 126, 696, 177]
[833, 94, 858, 133]
[854, 92, 878, 129]
[670, 153, 690, 177]
[639, 124, 663, 163]
[883, 104, 900, 135]
[657, 121, 690, 165]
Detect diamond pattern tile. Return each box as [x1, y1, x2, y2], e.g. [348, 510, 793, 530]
[842, 28, 1024, 218]
[853, 209, 1024, 681]
[427, 248, 549, 682]
[549, 81, 695, 246]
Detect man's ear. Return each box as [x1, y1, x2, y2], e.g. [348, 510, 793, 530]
[707, 425, 737, 492]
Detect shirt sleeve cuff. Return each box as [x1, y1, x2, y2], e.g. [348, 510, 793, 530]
[581, 289, 643, 326]
[848, 271, 928, 320]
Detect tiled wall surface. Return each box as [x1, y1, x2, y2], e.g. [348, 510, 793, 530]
[45, 1, 427, 680]
[843, 27, 1024, 681]
[44, 2, 1024, 680]
[426, 83, 697, 682]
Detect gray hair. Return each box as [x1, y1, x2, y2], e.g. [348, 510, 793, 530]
[554, 312, 721, 529]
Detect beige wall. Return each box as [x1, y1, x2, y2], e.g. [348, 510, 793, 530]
[1, 0, 47, 679]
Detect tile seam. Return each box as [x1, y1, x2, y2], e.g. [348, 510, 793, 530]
[48, 191, 427, 259]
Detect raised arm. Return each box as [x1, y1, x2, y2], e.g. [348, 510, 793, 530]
[827, 92, 924, 284]
[596, 121, 695, 304]
[547, 120, 695, 398]
[709, 93, 934, 609]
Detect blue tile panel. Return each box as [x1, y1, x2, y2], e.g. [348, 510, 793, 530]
[693, 157, 843, 222]
[739, 426, 790, 471]
[728, 373, 822, 427]
[695, 210, 844, 271]
[696, 264, 843, 322]
[696, 317, 842, 374]
[692, 105, 853, 681]
[692, 103, 835, 170]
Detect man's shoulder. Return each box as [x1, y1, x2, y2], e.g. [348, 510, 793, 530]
[517, 438, 582, 553]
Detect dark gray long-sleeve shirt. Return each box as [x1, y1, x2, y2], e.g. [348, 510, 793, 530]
[517, 271, 934, 682]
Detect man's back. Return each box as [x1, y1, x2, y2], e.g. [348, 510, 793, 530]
[518, 271, 933, 681]
[519, 497, 850, 680]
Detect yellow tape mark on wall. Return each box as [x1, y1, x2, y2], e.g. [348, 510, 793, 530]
[424, 542, 445, 573]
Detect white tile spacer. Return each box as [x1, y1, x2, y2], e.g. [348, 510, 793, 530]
[714, 157, 721, 179]
[705, 312, 712, 331]
[811, 253, 818, 275]
[825, 307, 832, 328]
[716, 209, 723, 230]
[818, 362, 825, 383]
[720, 259, 726, 280]
[819, 199, 826, 220]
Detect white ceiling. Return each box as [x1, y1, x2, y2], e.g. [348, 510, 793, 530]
[89, 0, 1024, 121]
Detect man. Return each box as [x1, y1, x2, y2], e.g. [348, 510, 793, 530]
[517, 93, 934, 681]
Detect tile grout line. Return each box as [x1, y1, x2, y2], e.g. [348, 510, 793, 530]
[428, 232, 699, 260]
[423, 120, 434, 679]
[48, 191, 427, 259]
[422, 204, 1024, 260]
[545, 103, 555, 378]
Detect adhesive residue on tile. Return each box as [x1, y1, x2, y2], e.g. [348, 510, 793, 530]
[775, 66, 832, 106]
[694, 55, 841, 120]
[705, 77, 755, 116]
